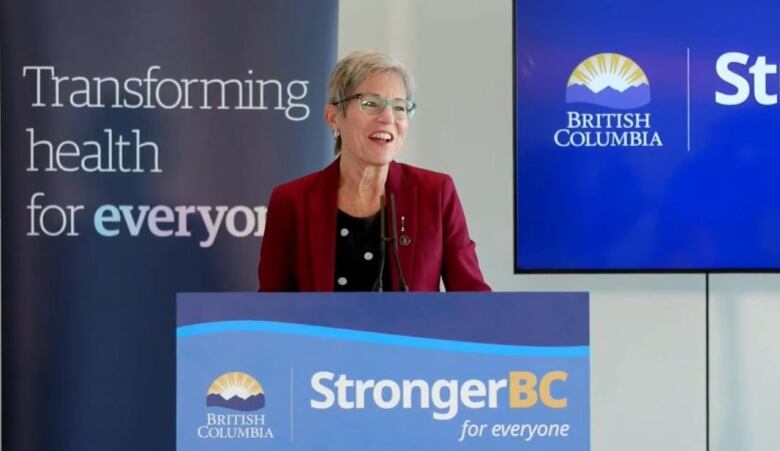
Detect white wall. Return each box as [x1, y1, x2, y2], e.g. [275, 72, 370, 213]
[339, 1, 779, 450]
[710, 276, 780, 451]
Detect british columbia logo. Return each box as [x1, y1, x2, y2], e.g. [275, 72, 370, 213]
[555, 52, 662, 148]
[196, 372, 274, 440]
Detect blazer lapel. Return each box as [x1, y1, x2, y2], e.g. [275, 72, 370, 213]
[385, 161, 417, 290]
[307, 159, 340, 291]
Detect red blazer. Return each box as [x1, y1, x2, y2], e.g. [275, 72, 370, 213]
[258, 158, 490, 292]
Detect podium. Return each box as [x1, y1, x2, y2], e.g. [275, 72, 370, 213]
[177, 292, 589, 450]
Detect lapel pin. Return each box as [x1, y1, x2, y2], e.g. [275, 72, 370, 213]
[400, 235, 411, 246]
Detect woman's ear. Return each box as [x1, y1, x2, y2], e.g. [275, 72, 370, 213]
[324, 103, 339, 132]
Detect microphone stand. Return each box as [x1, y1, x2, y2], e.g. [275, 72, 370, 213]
[372, 195, 388, 291]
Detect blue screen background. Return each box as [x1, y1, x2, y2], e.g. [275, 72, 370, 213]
[515, 0, 780, 271]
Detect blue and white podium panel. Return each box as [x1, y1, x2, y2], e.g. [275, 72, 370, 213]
[177, 292, 590, 450]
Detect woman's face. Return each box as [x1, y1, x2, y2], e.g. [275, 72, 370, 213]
[329, 71, 409, 168]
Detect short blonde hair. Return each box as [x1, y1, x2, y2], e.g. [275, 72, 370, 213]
[327, 50, 415, 153]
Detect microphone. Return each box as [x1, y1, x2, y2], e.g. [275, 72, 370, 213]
[372, 195, 388, 292]
[389, 193, 409, 292]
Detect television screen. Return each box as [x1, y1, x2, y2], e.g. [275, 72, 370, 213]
[514, 0, 780, 272]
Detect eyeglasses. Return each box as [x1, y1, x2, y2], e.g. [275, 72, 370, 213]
[332, 93, 417, 120]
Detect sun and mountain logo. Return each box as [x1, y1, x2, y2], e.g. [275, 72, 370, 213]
[566, 53, 650, 110]
[206, 372, 266, 411]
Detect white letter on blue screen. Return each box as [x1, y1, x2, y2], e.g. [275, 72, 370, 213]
[716, 52, 750, 105]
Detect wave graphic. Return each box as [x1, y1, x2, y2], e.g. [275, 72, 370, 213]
[178, 320, 590, 357]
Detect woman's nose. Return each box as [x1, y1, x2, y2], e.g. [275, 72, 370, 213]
[376, 105, 395, 123]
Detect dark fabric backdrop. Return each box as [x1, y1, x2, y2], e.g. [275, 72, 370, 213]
[1, 1, 338, 449]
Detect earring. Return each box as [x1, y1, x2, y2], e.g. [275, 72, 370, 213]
[333, 130, 340, 139]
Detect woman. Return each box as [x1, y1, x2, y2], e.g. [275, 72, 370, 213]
[258, 50, 489, 292]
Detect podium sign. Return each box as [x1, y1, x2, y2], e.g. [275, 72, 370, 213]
[177, 293, 589, 450]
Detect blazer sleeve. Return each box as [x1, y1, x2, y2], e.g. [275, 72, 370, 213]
[440, 175, 491, 291]
[257, 187, 298, 291]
